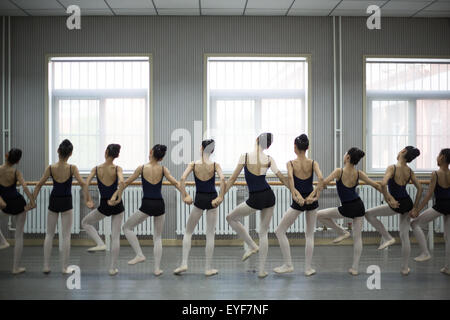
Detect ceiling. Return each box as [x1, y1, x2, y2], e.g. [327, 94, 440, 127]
[0, 0, 449, 17]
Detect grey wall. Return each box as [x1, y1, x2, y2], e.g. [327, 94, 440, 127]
[2, 16, 450, 239]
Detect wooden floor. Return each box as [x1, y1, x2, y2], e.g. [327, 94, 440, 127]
[0, 244, 449, 300]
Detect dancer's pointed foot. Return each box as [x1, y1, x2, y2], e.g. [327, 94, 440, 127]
[154, 269, 164, 276]
[401, 267, 410, 276]
[0, 242, 10, 250]
[12, 267, 26, 275]
[128, 255, 146, 265]
[109, 268, 119, 276]
[348, 268, 359, 276]
[242, 247, 259, 261]
[378, 238, 395, 250]
[440, 267, 450, 275]
[62, 268, 72, 275]
[173, 265, 188, 275]
[87, 244, 106, 252]
[258, 271, 268, 278]
[205, 269, 218, 277]
[414, 253, 431, 262]
[304, 268, 316, 277]
[273, 265, 294, 274]
[332, 232, 350, 244]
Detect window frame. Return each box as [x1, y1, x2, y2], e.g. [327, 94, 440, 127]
[363, 55, 450, 176]
[45, 54, 153, 175]
[203, 53, 312, 176]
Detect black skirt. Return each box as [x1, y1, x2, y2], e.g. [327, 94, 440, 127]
[389, 196, 413, 214]
[2, 195, 26, 215]
[291, 192, 319, 212]
[48, 195, 73, 213]
[140, 198, 165, 217]
[246, 188, 276, 210]
[194, 192, 218, 210]
[98, 198, 125, 216]
[338, 197, 365, 219]
[433, 199, 450, 216]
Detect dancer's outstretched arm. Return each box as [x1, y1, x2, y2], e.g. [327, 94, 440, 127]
[33, 166, 51, 200]
[306, 161, 324, 204]
[72, 165, 94, 208]
[380, 166, 400, 208]
[17, 170, 35, 209]
[270, 157, 288, 187]
[212, 163, 226, 208]
[410, 172, 436, 218]
[224, 154, 245, 194]
[179, 163, 194, 204]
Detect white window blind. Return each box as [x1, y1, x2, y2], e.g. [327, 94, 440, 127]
[366, 58, 450, 173]
[48, 57, 150, 172]
[206, 56, 309, 172]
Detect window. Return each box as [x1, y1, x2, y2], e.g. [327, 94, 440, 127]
[365, 57, 450, 173]
[48, 56, 150, 173]
[206, 56, 309, 172]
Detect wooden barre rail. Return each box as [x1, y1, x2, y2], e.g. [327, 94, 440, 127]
[23, 180, 432, 186]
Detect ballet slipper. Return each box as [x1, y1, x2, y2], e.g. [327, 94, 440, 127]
[304, 268, 316, 277]
[173, 265, 188, 275]
[273, 265, 294, 274]
[128, 255, 146, 265]
[109, 268, 119, 276]
[332, 232, 350, 244]
[87, 244, 106, 252]
[378, 238, 395, 250]
[258, 271, 268, 278]
[348, 268, 359, 276]
[242, 247, 259, 261]
[414, 254, 431, 262]
[62, 268, 73, 275]
[154, 269, 164, 276]
[440, 267, 450, 275]
[0, 242, 10, 250]
[401, 267, 410, 276]
[42, 268, 51, 274]
[205, 269, 218, 277]
[12, 267, 26, 275]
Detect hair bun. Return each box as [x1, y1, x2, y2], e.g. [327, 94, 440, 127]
[441, 148, 450, 164]
[347, 147, 365, 165]
[58, 139, 73, 158]
[7, 148, 22, 165]
[106, 144, 121, 159]
[295, 134, 309, 151]
[404, 146, 420, 163]
[152, 144, 167, 161]
[202, 139, 215, 154]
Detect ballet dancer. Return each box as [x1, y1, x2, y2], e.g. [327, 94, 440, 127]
[111, 144, 184, 276]
[33, 139, 93, 274]
[273, 134, 323, 276]
[0, 148, 35, 274]
[365, 146, 422, 275]
[316, 147, 381, 276]
[173, 139, 226, 277]
[410, 148, 450, 274]
[224, 133, 289, 278]
[81, 144, 125, 276]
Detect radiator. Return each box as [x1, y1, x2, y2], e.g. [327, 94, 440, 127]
[98, 186, 155, 236]
[176, 186, 239, 235]
[18, 186, 81, 234]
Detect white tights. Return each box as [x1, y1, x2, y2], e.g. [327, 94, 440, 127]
[82, 209, 124, 270]
[180, 206, 218, 271]
[122, 211, 165, 271]
[412, 208, 449, 268]
[0, 211, 26, 271]
[317, 207, 363, 271]
[275, 208, 317, 271]
[365, 205, 411, 270]
[226, 202, 274, 274]
[43, 209, 73, 271]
